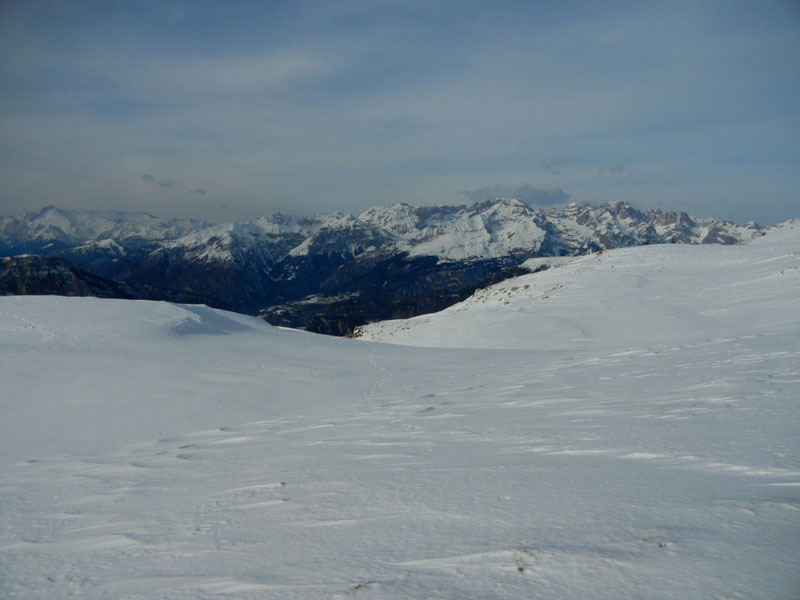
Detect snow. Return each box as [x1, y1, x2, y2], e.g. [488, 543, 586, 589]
[357, 221, 800, 350]
[70, 237, 128, 258]
[288, 213, 355, 257]
[289, 213, 382, 258]
[1, 222, 799, 599]
[520, 255, 576, 272]
[359, 199, 549, 261]
[165, 217, 322, 263]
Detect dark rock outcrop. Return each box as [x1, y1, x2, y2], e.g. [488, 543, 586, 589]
[0, 255, 225, 307]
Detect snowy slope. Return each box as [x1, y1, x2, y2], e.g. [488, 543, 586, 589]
[357, 221, 800, 350]
[1, 225, 799, 599]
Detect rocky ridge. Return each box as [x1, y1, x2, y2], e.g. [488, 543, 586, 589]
[0, 255, 220, 306]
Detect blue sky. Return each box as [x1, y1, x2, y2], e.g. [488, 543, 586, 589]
[1, 0, 798, 224]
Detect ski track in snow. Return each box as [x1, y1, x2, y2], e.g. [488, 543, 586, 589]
[1, 223, 799, 599]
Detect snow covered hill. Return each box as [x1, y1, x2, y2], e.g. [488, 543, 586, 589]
[356, 220, 800, 350]
[0, 223, 798, 599]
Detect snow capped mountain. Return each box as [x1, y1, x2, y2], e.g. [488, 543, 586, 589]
[163, 214, 326, 264]
[358, 198, 549, 260]
[0, 205, 210, 253]
[2, 199, 759, 264]
[1, 223, 797, 599]
[288, 212, 385, 259]
[356, 198, 760, 262]
[1, 200, 763, 329]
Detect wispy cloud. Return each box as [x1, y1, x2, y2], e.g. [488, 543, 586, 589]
[141, 173, 174, 189]
[598, 165, 640, 177]
[460, 184, 570, 206]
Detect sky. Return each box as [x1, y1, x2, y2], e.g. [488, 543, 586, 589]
[1, 0, 798, 225]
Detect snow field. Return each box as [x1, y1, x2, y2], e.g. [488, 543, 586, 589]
[1, 222, 799, 599]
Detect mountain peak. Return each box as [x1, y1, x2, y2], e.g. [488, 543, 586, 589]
[469, 197, 531, 212]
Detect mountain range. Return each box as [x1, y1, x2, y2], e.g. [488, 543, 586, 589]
[0, 200, 762, 334]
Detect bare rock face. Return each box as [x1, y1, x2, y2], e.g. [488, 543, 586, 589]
[1, 255, 101, 297]
[0, 255, 222, 307]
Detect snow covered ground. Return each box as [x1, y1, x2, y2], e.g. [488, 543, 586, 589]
[1, 223, 799, 599]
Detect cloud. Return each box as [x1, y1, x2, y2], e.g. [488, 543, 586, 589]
[459, 184, 571, 206]
[187, 188, 207, 195]
[544, 158, 584, 175]
[598, 164, 640, 177]
[2, 2, 798, 224]
[141, 173, 174, 188]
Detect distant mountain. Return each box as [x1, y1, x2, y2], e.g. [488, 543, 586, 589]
[0, 200, 762, 333]
[0, 204, 209, 255]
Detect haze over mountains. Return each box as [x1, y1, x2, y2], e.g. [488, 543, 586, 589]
[0, 200, 761, 334]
